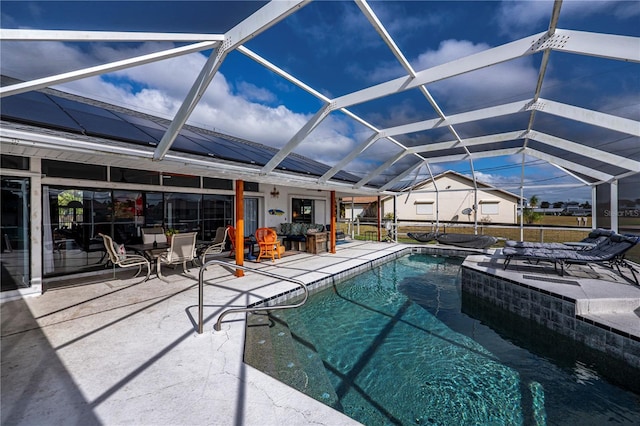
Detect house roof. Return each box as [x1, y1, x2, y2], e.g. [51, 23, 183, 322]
[404, 170, 522, 201]
[0, 1, 638, 198]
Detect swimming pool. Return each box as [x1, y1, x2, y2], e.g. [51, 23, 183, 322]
[245, 254, 640, 425]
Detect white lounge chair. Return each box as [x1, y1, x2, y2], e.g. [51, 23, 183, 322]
[198, 226, 228, 265]
[99, 233, 151, 281]
[156, 232, 197, 281]
[141, 227, 165, 244]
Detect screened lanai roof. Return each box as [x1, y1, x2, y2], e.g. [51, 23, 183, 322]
[0, 77, 362, 185]
[0, 0, 638, 199]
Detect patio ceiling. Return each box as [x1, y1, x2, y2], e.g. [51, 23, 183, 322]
[0, 0, 638, 196]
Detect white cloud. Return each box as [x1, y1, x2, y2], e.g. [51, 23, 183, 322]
[1, 40, 96, 78]
[414, 39, 491, 68]
[560, 0, 640, 19]
[495, 0, 554, 36]
[496, 0, 640, 36]
[411, 39, 539, 111]
[236, 81, 277, 104]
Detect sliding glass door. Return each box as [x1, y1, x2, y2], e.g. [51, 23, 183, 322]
[1, 176, 30, 291]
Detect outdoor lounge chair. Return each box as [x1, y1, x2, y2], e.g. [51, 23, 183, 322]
[408, 232, 497, 249]
[99, 233, 151, 281]
[502, 233, 640, 284]
[504, 228, 614, 250]
[198, 226, 228, 264]
[156, 232, 197, 281]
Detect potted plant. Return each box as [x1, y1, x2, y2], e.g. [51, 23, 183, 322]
[165, 228, 179, 243]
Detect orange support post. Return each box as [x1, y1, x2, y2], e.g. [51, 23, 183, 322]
[330, 191, 336, 254]
[235, 180, 244, 277]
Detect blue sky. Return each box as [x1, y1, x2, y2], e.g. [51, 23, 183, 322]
[2, 1, 639, 203]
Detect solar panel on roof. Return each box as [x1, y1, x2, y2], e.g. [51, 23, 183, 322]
[207, 134, 273, 164]
[111, 111, 165, 135]
[1, 88, 363, 184]
[111, 111, 164, 145]
[0, 91, 84, 132]
[184, 132, 260, 163]
[176, 129, 239, 159]
[232, 143, 275, 163]
[52, 96, 157, 144]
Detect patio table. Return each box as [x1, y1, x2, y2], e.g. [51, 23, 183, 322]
[126, 242, 170, 262]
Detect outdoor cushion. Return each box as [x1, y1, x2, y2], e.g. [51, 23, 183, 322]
[280, 223, 292, 235]
[505, 228, 615, 250]
[114, 243, 127, 261]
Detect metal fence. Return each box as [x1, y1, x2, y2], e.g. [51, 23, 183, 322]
[336, 219, 640, 263]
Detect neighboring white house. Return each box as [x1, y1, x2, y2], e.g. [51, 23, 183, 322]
[381, 170, 522, 225]
[341, 196, 379, 221]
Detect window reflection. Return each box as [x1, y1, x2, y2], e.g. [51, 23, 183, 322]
[165, 193, 201, 234]
[41, 185, 249, 279]
[145, 193, 163, 227]
[1, 176, 30, 290]
[292, 198, 313, 223]
[203, 194, 233, 241]
[113, 190, 143, 244]
[46, 187, 112, 276]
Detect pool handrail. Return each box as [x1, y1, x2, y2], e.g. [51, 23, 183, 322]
[198, 259, 309, 333]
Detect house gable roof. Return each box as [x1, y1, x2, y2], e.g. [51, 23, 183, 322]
[385, 170, 522, 202]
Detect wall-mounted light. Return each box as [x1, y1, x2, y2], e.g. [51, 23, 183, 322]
[270, 186, 280, 198]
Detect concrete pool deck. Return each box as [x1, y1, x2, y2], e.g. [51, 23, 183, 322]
[2, 241, 639, 425]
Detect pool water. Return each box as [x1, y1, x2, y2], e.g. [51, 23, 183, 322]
[245, 254, 640, 425]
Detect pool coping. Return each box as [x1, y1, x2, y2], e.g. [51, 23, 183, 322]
[247, 245, 482, 309]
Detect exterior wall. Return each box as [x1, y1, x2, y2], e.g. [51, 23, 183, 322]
[461, 266, 640, 369]
[343, 206, 364, 220]
[382, 173, 518, 224]
[0, 168, 331, 300]
[263, 185, 331, 230]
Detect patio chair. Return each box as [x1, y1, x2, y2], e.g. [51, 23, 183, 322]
[226, 225, 260, 260]
[504, 228, 614, 250]
[255, 227, 284, 262]
[141, 227, 165, 244]
[227, 225, 238, 256]
[503, 233, 639, 284]
[198, 226, 229, 264]
[98, 233, 151, 281]
[156, 231, 198, 281]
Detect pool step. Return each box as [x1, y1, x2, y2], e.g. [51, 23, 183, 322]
[244, 312, 278, 374]
[245, 311, 340, 408]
